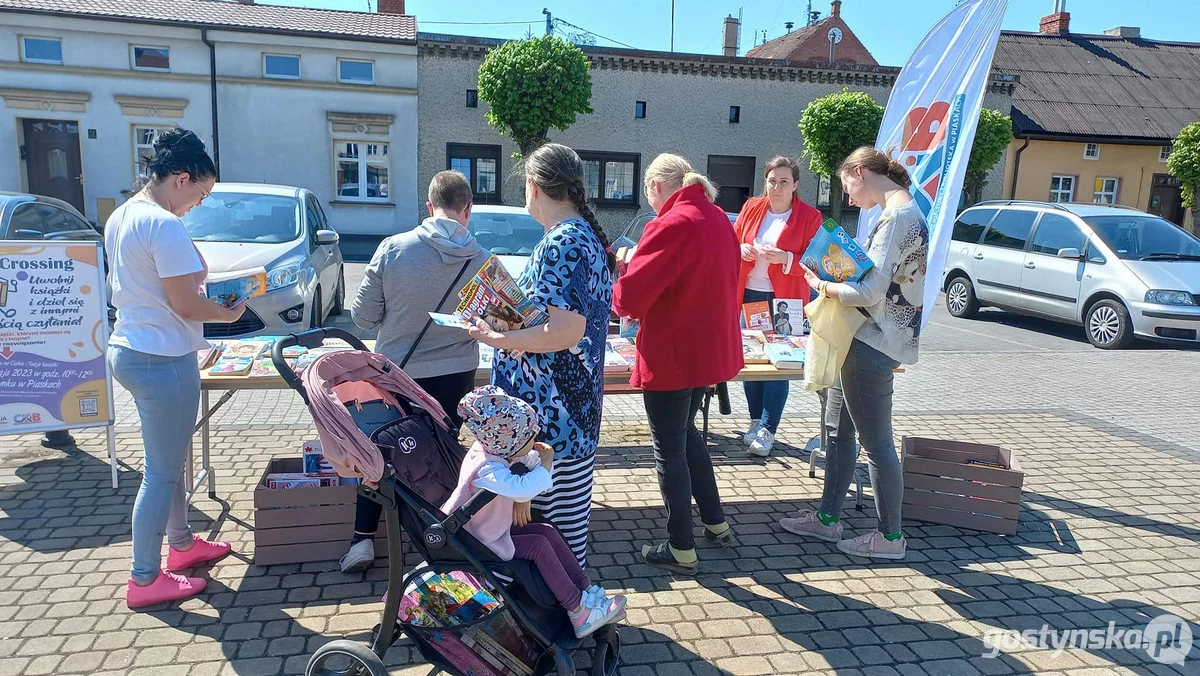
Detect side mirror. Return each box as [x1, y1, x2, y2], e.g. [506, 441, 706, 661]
[1057, 247, 1082, 260]
[315, 229, 339, 246]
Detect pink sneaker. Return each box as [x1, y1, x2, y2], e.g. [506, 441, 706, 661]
[570, 594, 626, 639]
[126, 570, 206, 609]
[836, 529, 907, 560]
[167, 535, 232, 572]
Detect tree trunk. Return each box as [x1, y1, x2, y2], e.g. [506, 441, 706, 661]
[517, 134, 549, 158]
[962, 172, 985, 208]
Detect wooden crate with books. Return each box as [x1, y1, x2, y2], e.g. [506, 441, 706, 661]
[901, 436, 1023, 536]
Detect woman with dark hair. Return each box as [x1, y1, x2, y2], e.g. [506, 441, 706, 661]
[782, 146, 928, 561]
[105, 128, 243, 608]
[467, 143, 614, 567]
[732, 156, 822, 457]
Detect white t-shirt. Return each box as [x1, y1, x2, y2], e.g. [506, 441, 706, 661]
[105, 198, 209, 357]
[745, 208, 791, 293]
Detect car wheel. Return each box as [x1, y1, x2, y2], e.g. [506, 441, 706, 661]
[945, 275, 980, 319]
[1084, 299, 1133, 349]
[309, 289, 323, 329]
[331, 268, 345, 316]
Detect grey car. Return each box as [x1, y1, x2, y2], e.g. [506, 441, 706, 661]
[182, 183, 345, 339]
[0, 192, 101, 244]
[942, 200, 1200, 348]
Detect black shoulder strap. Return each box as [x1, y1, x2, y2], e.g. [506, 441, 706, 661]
[398, 258, 474, 370]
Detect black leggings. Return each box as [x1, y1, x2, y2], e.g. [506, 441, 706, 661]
[354, 368, 476, 536]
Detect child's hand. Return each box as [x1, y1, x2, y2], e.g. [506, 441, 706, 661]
[513, 501, 532, 527]
[534, 442, 554, 470]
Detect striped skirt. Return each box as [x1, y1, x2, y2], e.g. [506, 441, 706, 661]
[531, 453, 595, 569]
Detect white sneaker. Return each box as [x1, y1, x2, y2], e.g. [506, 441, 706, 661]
[749, 428, 775, 457]
[339, 538, 375, 573]
[742, 421, 763, 443]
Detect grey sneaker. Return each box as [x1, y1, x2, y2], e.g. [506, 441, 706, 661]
[339, 538, 375, 573]
[779, 509, 843, 543]
[748, 428, 775, 457]
[837, 529, 907, 560]
[742, 421, 763, 443]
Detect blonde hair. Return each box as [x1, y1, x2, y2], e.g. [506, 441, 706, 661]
[644, 153, 718, 203]
[837, 147, 912, 189]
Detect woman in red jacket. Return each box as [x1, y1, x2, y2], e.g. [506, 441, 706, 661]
[733, 156, 823, 457]
[612, 153, 742, 575]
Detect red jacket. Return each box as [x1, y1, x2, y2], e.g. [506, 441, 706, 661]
[612, 184, 743, 391]
[733, 195, 823, 301]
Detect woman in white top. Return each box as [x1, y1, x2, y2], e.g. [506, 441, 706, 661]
[105, 128, 243, 608]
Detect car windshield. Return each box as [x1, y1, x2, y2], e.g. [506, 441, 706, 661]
[467, 211, 545, 255]
[1084, 215, 1200, 261]
[183, 193, 301, 244]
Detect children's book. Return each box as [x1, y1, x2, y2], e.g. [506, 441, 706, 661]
[742, 301, 773, 331]
[197, 344, 221, 370]
[456, 255, 548, 331]
[250, 357, 294, 378]
[292, 345, 352, 375]
[771, 298, 809, 336]
[765, 342, 806, 370]
[801, 219, 874, 283]
[206, 272, 267, 308]
[741, 329, 769, 364]
[603, 340, 631, 373]
[208, 355, 255, 376]
[221, 341, 267, 360]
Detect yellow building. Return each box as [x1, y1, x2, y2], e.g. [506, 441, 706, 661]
[992, 11, 1199, 230]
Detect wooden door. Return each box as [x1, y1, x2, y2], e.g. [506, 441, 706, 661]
[1147, 173, 1185, 226]
[22, 118, 85, 214]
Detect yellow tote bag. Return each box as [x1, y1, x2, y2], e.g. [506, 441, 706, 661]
[802, 293, 867, 391]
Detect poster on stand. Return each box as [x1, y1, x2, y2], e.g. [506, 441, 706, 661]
[0, 241, 114, 435]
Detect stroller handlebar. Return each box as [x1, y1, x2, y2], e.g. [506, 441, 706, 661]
[271, 328, 370, 404]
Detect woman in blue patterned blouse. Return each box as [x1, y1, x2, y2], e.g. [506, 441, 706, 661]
[467, 143, 616, 567]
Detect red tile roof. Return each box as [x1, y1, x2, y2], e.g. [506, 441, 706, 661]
[746, 22, 825, 60]
[0, 0, 416, 43]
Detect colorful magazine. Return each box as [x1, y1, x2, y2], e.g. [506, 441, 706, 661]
[801, 219, 874, 283]
[603, 341, 631, 373]
[206, 272, 267, 308]
[742, 301, 773, 331]
[455, 255, 548, 330]
[607, 336, 637, 368]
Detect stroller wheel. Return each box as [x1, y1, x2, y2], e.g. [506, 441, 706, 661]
[306, 640, 389, 676]
[591, 627, 621, 676]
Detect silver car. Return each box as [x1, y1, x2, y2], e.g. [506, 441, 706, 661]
[942, 200, 1200, 348]
[183, 183, 345, 338]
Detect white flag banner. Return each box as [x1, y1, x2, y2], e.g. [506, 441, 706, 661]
[856, 0, 1007, 328]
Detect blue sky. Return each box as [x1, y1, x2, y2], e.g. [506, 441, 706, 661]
[273, 0, 1197, 67]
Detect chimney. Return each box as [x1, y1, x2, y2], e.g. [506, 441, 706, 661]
[723, 15, 739, 57]
[377, 0, 405, 15]
[830, 1, 841, 19]
[1104, 26, 1141, 38]
[1039, 0, 1070, 34]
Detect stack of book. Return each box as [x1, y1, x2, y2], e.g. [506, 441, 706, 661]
[208, 340, 267, 375]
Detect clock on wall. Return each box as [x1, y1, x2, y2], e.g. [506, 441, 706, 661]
[827, 27, 843, 44]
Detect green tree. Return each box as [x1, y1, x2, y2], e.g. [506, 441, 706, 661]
[477, 36, 593, 157]
[1167, 121, 1200, 232]
[962, 109, 1013, 208]
[798, 88, 884, 223]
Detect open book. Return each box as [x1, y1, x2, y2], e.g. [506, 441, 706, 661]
[801, 219, 874, 283]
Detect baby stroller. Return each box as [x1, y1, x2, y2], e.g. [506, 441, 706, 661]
[271, 328, 622, 676]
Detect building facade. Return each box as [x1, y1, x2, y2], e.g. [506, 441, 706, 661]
[418, 32, 1014, 235]
[0, 0, 418, 235]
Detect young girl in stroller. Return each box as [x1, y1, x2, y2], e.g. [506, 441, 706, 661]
[441, 385, 627, 639]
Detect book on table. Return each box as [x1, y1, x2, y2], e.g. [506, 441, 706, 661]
[771, 298, 809, 336]
[207, 340, 267, 375]
[764, 342, 806, 370]
[741, 329, 769, 364]
[801, 219, 874, 283]
[741, 301, 773, 331]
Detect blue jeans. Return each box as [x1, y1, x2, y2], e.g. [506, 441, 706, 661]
[817, 339, 903, 534]
[108, 345, 199, 582]
[742, 289, 789, 433]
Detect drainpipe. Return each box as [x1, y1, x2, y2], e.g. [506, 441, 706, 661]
[201, 29, 221, 180]
[1008, 135, 1030, 199]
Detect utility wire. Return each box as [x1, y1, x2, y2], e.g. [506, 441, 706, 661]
[420, 19, 545, 25]
[552, 16, 638, 49]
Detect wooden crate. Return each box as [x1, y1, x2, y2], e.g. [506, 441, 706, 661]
[254, 457, 388, 566]
[901, 436, 1024, 536]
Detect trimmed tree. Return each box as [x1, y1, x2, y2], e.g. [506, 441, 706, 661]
[962, 109, 1013, 208]
[477, 36, 593, 157]
[798, 88, 884, 223]
[1167, 121, 1200, 233]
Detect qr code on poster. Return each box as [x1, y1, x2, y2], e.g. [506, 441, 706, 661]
[79, 398, 99, 417]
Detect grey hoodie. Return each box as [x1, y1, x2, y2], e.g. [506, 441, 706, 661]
[351, 217, 490, 379]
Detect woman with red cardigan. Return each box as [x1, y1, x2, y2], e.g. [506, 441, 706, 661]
[612, 153, 743, 575]
[733, 156, 823, 457]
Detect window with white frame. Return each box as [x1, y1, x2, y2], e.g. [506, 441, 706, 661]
[1049, 175, 1075, 202]
[1083, 143, 1100, 160]
[131, 45, 170, 71]
[334, 140, 389, 201]
[263, 54, 300, 79]
[1160, 145, 1172, 162]
[1093, 177, 1119, 205]
[133, 125, 175, 180]
[21, 37, 62, 64]
[338, 59, 374, 85]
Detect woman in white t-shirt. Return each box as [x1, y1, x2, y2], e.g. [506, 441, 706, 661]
[731, 157, 823, 457]
[105, 128, 243, 609]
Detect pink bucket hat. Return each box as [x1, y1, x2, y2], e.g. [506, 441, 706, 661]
[458, 385, 539, 458]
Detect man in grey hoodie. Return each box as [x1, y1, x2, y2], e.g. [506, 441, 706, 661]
[342, 170, 490, 572]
